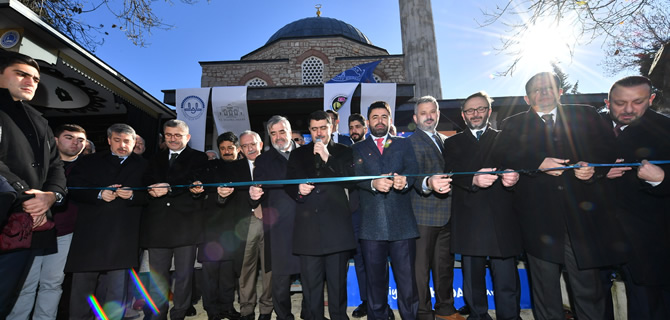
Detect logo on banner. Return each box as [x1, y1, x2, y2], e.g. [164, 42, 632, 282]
[216, 104, 247, 122]
[180, 95, 206, 120]
[330, 95, 348, 111]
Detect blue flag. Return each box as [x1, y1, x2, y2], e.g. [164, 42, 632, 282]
[327, 60, 381, 83]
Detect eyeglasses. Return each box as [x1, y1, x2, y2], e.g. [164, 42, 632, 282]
[293, 138, 303, 142]
[463, 106, 490, 115]
[164, 133, 183, 139]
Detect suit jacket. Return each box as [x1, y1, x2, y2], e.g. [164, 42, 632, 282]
[335, 133, 353, 146]
[141, 146, 209, 248]
[408, 130, 450, 227]
[253, 143, 300, 275]
[602, 109, 670, 285]
[352, 136, 419, 241]
[490, 105, 629, 269]
[285, 141, 356, 255]
[65, 151, 148, 272]
[195, 159, 251, 273]
[0, 89, 66, 249]
[443, 128, 522, 257]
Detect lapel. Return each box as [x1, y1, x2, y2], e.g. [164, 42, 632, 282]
[364, 137, 383, 157]
[416, 130, 443, 158]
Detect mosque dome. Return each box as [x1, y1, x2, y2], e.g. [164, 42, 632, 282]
[266, 17, 372, 45]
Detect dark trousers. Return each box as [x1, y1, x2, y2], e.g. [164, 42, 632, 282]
[272, 273, 308, 320]
[145, 246, 196, 320]
[527, 234, 605, 320]
[201, 260, 236, 317]
[415, 224, 456, 320]
[462, 256, 520, 320]
[361, 239, 418, 320]
[0, 249, 32, 319]
[299, 251, 350, 320]
[614, 264, 670, 320]
[70, 269, 128, 320]
[351, 209, 367, 302]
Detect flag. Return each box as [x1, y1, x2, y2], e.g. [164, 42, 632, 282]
[327, 60, 381, 83]
[176, 88, 211, 151]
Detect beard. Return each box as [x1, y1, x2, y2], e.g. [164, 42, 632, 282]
[465, 114, 489, 130]
[369, 124, 388, 137]
[350, 133, 363, 142]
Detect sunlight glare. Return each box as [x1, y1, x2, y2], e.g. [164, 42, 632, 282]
[516, 16, 579, 71]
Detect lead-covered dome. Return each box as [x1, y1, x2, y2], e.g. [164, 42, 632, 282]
[266, 17, 372, 45]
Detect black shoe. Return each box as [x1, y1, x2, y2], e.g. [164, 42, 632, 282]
[221, 309, 241, 320]
[352, 301, 367, 318]
[258, 314, 271, 320]
[240, 313, 255, 320]
[186, 305, 197, 317]
[457, 305, 470, 315]
[388, 310, 395, 320]
[208, 315, 221, 320]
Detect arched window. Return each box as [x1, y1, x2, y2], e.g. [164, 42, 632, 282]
[245, 77, 268, 87]
[301, 56, 324, 85]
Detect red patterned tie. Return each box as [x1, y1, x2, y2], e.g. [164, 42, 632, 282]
[375, 138, 384, 155]
[614, 124, 623, 137]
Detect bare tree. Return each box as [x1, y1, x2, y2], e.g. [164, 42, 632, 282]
[19, 0, 201, 52]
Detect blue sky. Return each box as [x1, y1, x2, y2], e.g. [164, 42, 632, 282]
[87, 1, 636, 103]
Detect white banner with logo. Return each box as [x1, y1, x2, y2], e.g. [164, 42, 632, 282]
[360, 83, 397, 124]
[324, 82, 359, 135]
[176, 88, 211, 151]
[211, 86, 251, 137]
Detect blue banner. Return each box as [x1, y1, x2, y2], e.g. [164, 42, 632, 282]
[327, 60, 381, 83]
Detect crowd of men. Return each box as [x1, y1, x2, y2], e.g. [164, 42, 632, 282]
[1, 50, 669, 320]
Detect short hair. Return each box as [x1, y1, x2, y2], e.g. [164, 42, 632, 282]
[367, 101, 391, 119]
[348, 113, 366, 127]
[107, 123, 136, 139]
[239, 130, 262, 143]
[0, 51, 40, 73]
[525, 72, 562, 96]
[86, 140, 96, 153]
[462, 91, 494, 110]
[54, 124, 86, 138]
[414, 96, 439, 114]
[308, 110, 332, 125]
[136, 135, 145, 143]
[217, 131, 239, 147]
[163, 119, 189, 133]
[266, 115, 292, 135]
[608, 76, 653, 99]
[325, 109, 339, 120]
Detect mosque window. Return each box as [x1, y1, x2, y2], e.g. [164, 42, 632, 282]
[301, 56, 324, 85]
[373, 74, 382, 83]
[245, 77, 268, 87]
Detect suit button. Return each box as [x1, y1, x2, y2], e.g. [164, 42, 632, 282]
[167, 202, 171, 207]
[557, 186, 564, 191]
[315, 209, 318, 213]
[316, 189, 320, 194]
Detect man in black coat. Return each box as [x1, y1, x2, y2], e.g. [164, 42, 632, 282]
[443, 92, 522, 320]
[65, 123, 148, 320]
[0, 51, 66, 318]
[285, 110, 356, 320]
[250, 116, 302, 320]
[603, 76, 670, 319]
[490, 72, 629, 320]
[141, 119, 209, 320]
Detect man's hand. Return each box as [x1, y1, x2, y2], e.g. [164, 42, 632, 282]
[313, 139, 330, 162]
[115, 187, 134, 200]
[372, 174, 394, 193]
[101, 184, 120, 202]
[148, 183, 170, 198]
[574, 161, 595, 181]
[472, 168, 498, 188]
[217, 187, 234, 198]
[190, 181, 204, 194]
[32, 213, 47, 229]
[392, 173, 408, 191]
[607, 159, 631, 179]
[428, 175, 451, 194]
[638, 160, 665, 183]
[298, 183, 315, 196]
[539, 157, 570, 176]
[501, 170, 519, 187]
[22, 189, 57, 215]
[250, 185, 264, 201]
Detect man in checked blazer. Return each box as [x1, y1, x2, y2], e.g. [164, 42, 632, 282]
[407, 96, 462, 320]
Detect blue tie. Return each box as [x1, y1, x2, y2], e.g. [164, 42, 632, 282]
[476, 130, 483, 141]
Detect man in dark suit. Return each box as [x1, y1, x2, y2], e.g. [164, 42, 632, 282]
[406, 96, 461, 320]
[490, 72, 629, 320]
[326, 110, 353, 145]
[285, 110, 356, 320]
[0, 51, 66, 318]
[141, 119, 209, 320]
[603, 76, 670, 319]
[65, 123, 148, 319]
[351, 101, 425, 320]
[250, 116, 301, 320]
[444, 92, 522, 320]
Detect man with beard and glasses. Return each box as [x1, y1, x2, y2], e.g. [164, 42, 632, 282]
[406, 96, 461, 320]
[250, 116, 303, 320]
[443, 92, 522, 320]
[489, 72, 628, 320]
[352, 101, 428, 320]
[348, 113, 367, 144]
[602, 76, 670, 319]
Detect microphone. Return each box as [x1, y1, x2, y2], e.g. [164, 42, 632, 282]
[314, 138, 324, 176]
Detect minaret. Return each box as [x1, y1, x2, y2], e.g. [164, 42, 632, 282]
[399, 0, 442, 99]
